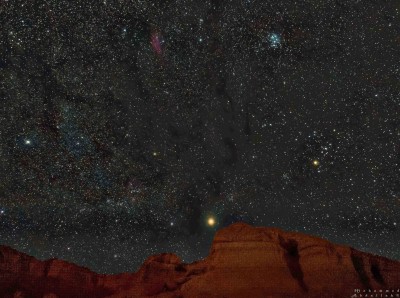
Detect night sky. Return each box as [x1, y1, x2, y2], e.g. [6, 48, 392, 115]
[0, 0, 399, 274]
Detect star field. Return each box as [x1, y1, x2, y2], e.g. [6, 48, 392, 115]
[0, 0, 399, 273]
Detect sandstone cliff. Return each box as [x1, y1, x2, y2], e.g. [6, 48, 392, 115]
[1, 223, 399, 297]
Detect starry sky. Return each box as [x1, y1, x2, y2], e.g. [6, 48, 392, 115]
[0, 0, 399, 274]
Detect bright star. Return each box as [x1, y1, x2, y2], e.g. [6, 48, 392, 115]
[207, 217, 216, 227]
[312, 159, 320, 167]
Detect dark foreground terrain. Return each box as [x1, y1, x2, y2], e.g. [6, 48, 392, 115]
[1, 223, 400, 297]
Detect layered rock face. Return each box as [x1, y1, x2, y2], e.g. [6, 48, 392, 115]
[1, 223, 400, 298]
[0, 245, 135, 298]
[178, 223, 400, 297]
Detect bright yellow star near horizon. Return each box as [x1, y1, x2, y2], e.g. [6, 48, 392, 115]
[207, 217, 216, 227]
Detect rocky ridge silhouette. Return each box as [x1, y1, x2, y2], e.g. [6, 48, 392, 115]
[1, 223, 399, 297]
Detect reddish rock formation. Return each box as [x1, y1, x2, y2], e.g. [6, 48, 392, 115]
[1, 223, 400, 298]
[0, 245, 135, 298]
